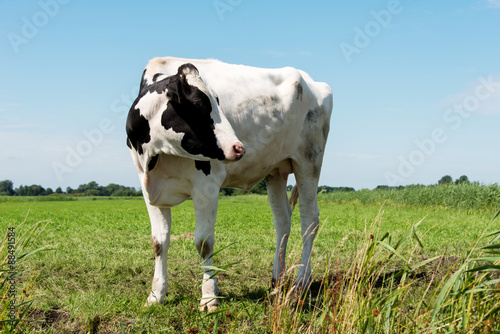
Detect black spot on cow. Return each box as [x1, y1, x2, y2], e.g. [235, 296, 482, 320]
[160, 64, 225, 160]
[302, 107, 326, 165]
[148, 155, 159, 171]
[196, 238, 212, 259]
[126, 106, 150, 155]
[151, 237, 161, 257]
[152, 73, 163, 82]
[139, 69, 148, 92]
[145, 76, 175, 95]
[305, 146, 321, 163]
[312, 165, 319, 178]
[295, 82, 303, 101]
[306, 108, 322, 124]
[322, 123, 330, 141]
[195, 160, 211, 176]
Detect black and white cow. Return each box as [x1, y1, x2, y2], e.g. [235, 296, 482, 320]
[126, 57, 333, 311]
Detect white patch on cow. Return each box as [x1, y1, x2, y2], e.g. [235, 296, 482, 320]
[135, 91, 168, 120]
[153, 128, 186, 156]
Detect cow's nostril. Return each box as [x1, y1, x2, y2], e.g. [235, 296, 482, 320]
[233, 145, 245, 159]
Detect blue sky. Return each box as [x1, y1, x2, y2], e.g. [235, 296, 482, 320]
[0, 0, 499, 191]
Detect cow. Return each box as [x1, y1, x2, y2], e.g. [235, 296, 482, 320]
[126, 57, 333, 311]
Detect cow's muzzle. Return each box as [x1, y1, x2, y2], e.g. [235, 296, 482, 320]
[223, 143, 245, 162]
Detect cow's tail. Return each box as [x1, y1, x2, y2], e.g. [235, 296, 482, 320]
[289, 185, 299, 212]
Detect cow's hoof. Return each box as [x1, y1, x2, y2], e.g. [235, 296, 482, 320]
[199, 304, 218, 312]
[144, 294, 164, 307]
[144, 300, 160, 307]
[199, 299, 219, 312]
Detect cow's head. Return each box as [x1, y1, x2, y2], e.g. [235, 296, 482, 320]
[126, 63, 245, 172]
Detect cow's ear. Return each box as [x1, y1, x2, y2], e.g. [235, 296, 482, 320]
[166, 64, 200, 104]
[177, 63, 200, 78]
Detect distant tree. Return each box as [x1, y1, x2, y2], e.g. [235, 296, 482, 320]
[55, 187, 63, 194]
[111, 187, 141, 196]
[104, 183, 121, 196]
[0, 180, 14, 196]
[317, 186, 355, 193]
[32, 185, 45, 196]
[74, 181, 105, 196]
[45, 188, 54, 195]
[66, 187, 74, 194]
[287, 185, 293, 192]
[16, 185, 46, 196]
[250, 179, 267, 195]
[226, 179, 268, 196]
[317, 185, 334, 193]
[219, 188, 235, 196]
[16, 185, 25, 196]
[86, 189, 101, 196]
[87, 181, 99, 190]
[438, 175, 453, 186]
[455, 175, 470, 185]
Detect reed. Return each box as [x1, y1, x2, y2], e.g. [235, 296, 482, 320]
[266, 208, 500, 333]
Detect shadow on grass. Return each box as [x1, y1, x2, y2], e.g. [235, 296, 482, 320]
[223, 286, 269, 302]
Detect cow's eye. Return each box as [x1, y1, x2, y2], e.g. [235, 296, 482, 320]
[195, 101, 209, 113]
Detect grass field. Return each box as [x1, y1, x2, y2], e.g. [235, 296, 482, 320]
[1, 190, 499, 333]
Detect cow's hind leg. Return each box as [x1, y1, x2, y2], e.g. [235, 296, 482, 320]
[266, 174, 292, 286]
[145, 203, 172, 305]
[293, 164, 321, 289]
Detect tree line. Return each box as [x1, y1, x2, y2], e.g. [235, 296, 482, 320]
[374, 175, 472, 191]
[0, 175, 477, 197]
[0, 180, 141, 197]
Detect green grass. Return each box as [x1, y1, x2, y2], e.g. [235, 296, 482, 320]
[319, 183, 500, 211]
[0, 193, 499, 333]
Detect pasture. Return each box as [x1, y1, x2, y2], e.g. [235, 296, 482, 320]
[1, 187, 500, 333]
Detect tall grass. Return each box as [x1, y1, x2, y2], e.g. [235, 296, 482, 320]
[267, 207, 500, 333]
[319, 183, 500, 211]
[0, 215, 49, 333]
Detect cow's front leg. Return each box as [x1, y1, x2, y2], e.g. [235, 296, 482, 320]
[192, 190, 220, 312]
[145, 203, 172, 306]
